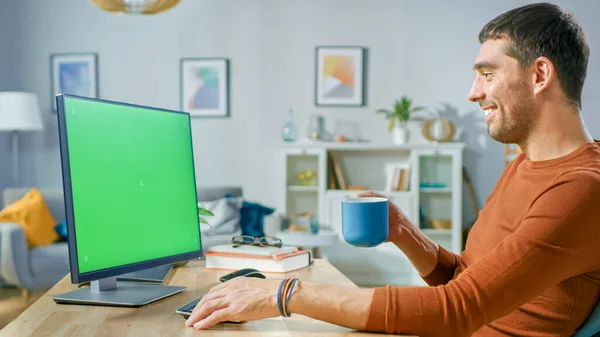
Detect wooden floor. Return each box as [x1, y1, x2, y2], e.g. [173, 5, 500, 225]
[0, 287, 42, 330]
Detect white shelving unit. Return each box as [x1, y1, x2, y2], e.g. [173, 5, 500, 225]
[278, 141, 465, 287]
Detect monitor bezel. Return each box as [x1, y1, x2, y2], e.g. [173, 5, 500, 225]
[56, 93, 204, 284]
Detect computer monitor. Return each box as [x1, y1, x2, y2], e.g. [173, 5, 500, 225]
[52, 94, 203, 307]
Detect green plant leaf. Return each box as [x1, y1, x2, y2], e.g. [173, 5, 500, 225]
[379, 95, 427, 128]
[199, 217, 212, 228]
[198, 208, 214, 216]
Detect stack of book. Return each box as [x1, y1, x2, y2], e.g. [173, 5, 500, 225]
[204, 244, 312, 273]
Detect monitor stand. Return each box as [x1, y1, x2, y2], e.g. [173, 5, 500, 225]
[117, 264, 174, 284]
[53, 276, 186, 307]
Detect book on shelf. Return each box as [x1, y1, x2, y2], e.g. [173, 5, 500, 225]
[384, 162, 411, 192]
[328, 152, 347, 190]
[204, 244, 312, 273]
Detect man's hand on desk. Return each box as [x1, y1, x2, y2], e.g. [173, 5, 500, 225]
[184, 275, 374, 331]
[184, 277, 281, 330]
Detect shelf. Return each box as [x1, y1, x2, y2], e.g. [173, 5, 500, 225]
[421, 229, 452, 236]
[287, 185, 319, 192]
[420, 187, 453, 194]
[281, 140, 466, 151]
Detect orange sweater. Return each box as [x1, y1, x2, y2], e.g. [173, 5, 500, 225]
[365, 141, 600, 337]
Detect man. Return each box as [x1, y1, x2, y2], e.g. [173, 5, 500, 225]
[184, 3, 600, 336]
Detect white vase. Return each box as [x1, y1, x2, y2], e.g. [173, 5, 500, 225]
[392, 127, 408, 145]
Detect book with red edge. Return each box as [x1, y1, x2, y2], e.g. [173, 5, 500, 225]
[204, 244, 312, 273]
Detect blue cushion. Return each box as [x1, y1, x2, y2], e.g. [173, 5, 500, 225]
[574, 301, 600, 337]
[226, 195, 274, 237]
[54, 221, 68, 240]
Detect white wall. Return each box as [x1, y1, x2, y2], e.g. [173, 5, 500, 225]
[2, 0, 600, 225]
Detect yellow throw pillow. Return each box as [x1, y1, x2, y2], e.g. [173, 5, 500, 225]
[0, 188, 59, 247]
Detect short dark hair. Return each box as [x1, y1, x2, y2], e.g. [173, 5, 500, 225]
[479, 3, 589, 109]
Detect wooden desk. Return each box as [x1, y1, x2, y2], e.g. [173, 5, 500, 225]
[0, 259, 414, 336]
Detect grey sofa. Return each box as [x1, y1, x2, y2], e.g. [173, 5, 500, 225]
[0, 186, 243, 292]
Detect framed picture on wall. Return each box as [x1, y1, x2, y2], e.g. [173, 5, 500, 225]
[51, 53, 99, 109]
[315, 46, 366, 106]
[180, 58, 230, 118]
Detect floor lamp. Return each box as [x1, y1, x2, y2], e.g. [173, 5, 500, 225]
[0, 92, 43, 187]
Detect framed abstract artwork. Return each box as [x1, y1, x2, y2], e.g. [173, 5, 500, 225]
[51, 53, 99, 109]
[180, 58, 230, 118]
[315, 46, 366, 106]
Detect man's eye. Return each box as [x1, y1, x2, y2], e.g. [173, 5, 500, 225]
[483, 72, 493, 79]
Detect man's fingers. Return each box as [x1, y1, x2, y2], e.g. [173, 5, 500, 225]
[191, 285, 228, 314]
[185, 297, 228, 327]
[193, 308, 233, 330]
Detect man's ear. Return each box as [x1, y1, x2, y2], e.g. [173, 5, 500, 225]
[532, 56, 554, 95]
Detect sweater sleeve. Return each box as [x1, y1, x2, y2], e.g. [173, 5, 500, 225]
[364, 170, 600, 337]
[421, 245, 465, 286]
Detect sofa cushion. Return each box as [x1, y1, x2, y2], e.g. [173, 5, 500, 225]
[0, 188, 59, 247]
[29, 242, 69, 288]
[199, 197, 242, 235]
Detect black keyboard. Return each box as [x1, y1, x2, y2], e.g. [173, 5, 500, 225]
[175, 296, 202, 317]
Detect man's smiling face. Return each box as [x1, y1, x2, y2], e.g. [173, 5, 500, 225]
[468, 39, 537, 144]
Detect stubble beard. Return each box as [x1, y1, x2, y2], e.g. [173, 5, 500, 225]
[488, 80, 536, 145]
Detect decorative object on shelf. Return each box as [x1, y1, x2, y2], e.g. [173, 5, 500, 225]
[419, 154, 448, 188]
[315, 46, 366, 106]
[333, 120, 361, 142]
[376, 96, 425, 145]
[310, 217, 320, 234]
[180, 58, 230, 118]
[308, 114, 325, 140]
[421, 117, 456, 142]
[419, 182, 447, 188]
[282, 109, 297, 142]
[51, 53, 98, 111]
[296, 169, 317, 186]
[89, 0, 181, 15]
[289, 212, 315, 232]
[429, 218, 451, 230]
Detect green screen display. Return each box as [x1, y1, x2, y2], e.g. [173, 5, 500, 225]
[62, 97, 201, 274]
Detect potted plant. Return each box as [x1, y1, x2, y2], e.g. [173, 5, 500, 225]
[377, 96, 425, 145]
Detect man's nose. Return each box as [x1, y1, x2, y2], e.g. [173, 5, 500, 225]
[468, 78, 485, 102]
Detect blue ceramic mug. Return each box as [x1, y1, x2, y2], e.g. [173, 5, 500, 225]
[341, 197, 389, 247]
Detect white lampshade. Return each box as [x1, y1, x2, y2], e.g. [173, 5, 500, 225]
[0, 91, 43, 131]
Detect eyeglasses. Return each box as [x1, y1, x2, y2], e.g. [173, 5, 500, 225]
[231, 235, 283, 248]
